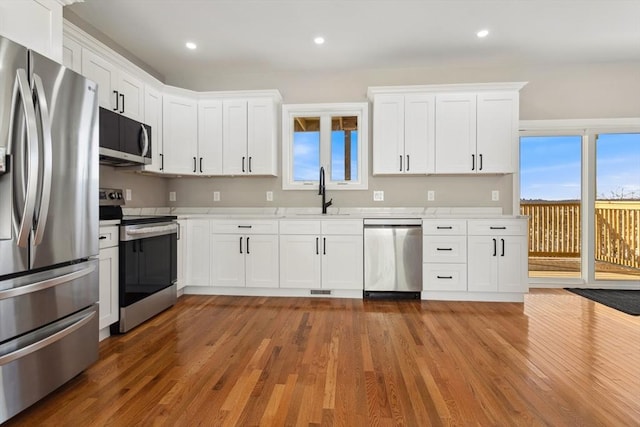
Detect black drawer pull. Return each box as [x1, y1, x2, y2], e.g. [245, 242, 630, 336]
[437, 275, 453, 279]
[436, 248, 453, 251]
[436, 226, 453, 230]
[99, 236, 107, 240]
[490, 226, 507, 230]
[237, 225, 252, 229]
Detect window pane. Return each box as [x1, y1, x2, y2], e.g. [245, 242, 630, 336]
[292, 117, 320, 181]
[330, 116, 358, 182]
[520, 135, 582, 279]
[595, 133, 640, 281]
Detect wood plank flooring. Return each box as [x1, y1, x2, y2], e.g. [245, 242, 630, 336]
[5, 289, 640, 426]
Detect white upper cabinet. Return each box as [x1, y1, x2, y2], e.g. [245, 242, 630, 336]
[222, 97, 278, 176]
[0, 0, 63, 61]
[371, 92, 435, 175]
[142, 85, 164, 173]
[369, 83, 525, 175]
[162, 93, 198, 175]
[62, 35, 81, 73]
[81, 49, 145, 121]
[197, 100, 223, 175]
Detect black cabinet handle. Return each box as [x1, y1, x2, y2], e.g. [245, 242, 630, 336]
[437, 275, 453, 279]
[490, 226, 507, 230]
[200, 157, 203, 173]
[436, 248, 453, 251]
[248, 157, 252, 173]
[193, 157, 197, 173]
[242, 157, 245, 173]
[246, 237, 250, 254]
[239, 237, 243, 254]
[160, 153, 164, 171]
[113, 90, 119, 112]
[471, 154, 475, 171]
[406, 155, 410, 172]
[493, 238, 497, 256]
[316, 237, 319, 255]
[237, 225, 252, 229]
[399, 155, 403, 172]
[479, 153, 483, 171]
[437, 226, 453, 230]
[120, 93, 125, 114]
[501, 238, 505, 257]
[323, 237, 326, 255]
[99, 236, 107, 240]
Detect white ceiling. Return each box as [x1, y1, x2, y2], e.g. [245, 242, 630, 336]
[67, 0, 640, 84]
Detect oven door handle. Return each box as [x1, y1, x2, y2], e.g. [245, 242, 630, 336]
[121, 223, 178, 241]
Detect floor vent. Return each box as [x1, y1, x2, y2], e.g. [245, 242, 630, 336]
[310, 289, 331, 295]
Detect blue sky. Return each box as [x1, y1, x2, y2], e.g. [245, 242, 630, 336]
[520, 133, 640, 200]
[293, 131, 358, 182]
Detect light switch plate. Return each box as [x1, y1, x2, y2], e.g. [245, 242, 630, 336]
[373, 190, 384, 201]
[266, 191, 273, 201]
[169, 191, 176, 202]
[125, 189, 132, 201]
[492, 190, 500, 201]
[427, 190, 435, 201]
[213, 191, 220, 202]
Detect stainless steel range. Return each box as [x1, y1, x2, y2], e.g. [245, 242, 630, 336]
[99, 188, 178, 333]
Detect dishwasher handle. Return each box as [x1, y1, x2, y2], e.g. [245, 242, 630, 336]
[364, 218, 422, 227]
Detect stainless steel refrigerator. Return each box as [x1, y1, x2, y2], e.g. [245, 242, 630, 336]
[0, 36, 99, 423]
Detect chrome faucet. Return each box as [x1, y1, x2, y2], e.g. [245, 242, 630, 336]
[319, 166, 332, 214]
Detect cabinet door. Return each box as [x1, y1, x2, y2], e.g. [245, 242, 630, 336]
[247, 98, 276, 175]
[211, 234, 246, 287]
[476, 92, 518, 173]
[117, 70, 145, 121]
[404, 93, 435, 174]
[467, 236, 498, 292]
[162, 95, 198, 175]
[176, 221, 186, 290]
[321, 235, 363, 290]
[372, 94, 404, 174]
[0, 0, 62, 61]
[98, 246, 119, 330]
[222, 99, 248, 175]
[279, 235, 321, 289]
[497, 236, 527, 293]
[62, 36, 82, 73]
[198, 100, 223, 174]
[245, 235, 279, 288]
[143, 86, 163, 172]
[82, 49, 118, 111]
[185, 220, 211, 286]
[434, 93, 477, 173]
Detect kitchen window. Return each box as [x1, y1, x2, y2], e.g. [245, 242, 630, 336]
[282, 103, 368, 190]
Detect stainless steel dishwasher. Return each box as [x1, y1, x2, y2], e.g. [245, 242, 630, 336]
[363, 218, 422, 299]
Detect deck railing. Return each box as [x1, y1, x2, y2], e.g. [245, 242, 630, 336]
[520, 201, 640, 269]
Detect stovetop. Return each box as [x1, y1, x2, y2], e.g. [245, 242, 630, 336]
[120, 215, 177, 226]
[99, 188, 176, 225]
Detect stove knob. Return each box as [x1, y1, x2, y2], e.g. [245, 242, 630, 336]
[117, 193, 123, 200]
[108, 192, 117, 199]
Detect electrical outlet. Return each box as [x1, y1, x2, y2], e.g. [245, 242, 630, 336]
[373, 190, 384, 202]
[492, 190, 500, 201]
[125, 189, 132, 201]
[169, 191, 176, 202]
[266, 191, 273, 201]
[427, 190, 435, 201]
[213, 191, 220, 202]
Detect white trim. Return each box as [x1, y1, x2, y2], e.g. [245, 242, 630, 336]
[520, 118, 640, 132]
[367, 82, 527, 100]
[282, 102, 369, 191]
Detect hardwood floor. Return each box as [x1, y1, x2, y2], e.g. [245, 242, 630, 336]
[5, 289, 640, 426]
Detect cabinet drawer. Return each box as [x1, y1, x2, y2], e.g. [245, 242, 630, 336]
[467, 219, 527, 236]
[422, 219, 467, 235]
[423, 236, 466, 263]
[322, 220, 363, 235]
[279, 220, 321, 235]
[423, 264, 467, 291]
[212, 220, 278, 234]
[98, 226, 119, 249]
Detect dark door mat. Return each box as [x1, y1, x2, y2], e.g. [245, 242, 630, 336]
[566, 288, 640, 315]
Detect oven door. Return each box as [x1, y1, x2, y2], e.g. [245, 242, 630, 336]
[119, 229, 177, 307]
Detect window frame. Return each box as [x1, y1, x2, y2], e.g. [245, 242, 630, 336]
[282, 102, 369, 190]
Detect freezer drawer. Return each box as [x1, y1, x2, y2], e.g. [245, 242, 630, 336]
[0, 304, 98, 424]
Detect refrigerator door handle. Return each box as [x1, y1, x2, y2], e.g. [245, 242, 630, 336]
[32, 74, 53, 246]
[0, 309, 96, 366]
[12, 69, 40, 248]
[0, 264, 96, 301]
[140, 124, 149, 157]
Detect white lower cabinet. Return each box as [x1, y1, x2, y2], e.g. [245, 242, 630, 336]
[279, 220, 363, 291]
[422, 220, 467, 292]
[98, 226, 119, 332]
[185, 219, 211, 287]
[467, 219, 528, 293]
[176, 220, 186, 291]
[210, 220, 279, 288]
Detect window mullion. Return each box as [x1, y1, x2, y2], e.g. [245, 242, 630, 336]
[320, 114, 331, 180]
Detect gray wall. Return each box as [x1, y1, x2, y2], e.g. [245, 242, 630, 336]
[96, 51, 640, 212]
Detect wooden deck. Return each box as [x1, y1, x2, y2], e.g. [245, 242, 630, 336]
[5, 291, 640, 426]
[529, 256, 640, 280]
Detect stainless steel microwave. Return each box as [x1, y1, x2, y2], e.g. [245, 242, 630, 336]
[99, 107, 152, 166]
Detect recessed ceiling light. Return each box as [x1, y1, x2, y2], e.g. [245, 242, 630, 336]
[314, 36, 325, 45]
[185, 41, 197, 50]
[476, 29, 489, 38]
